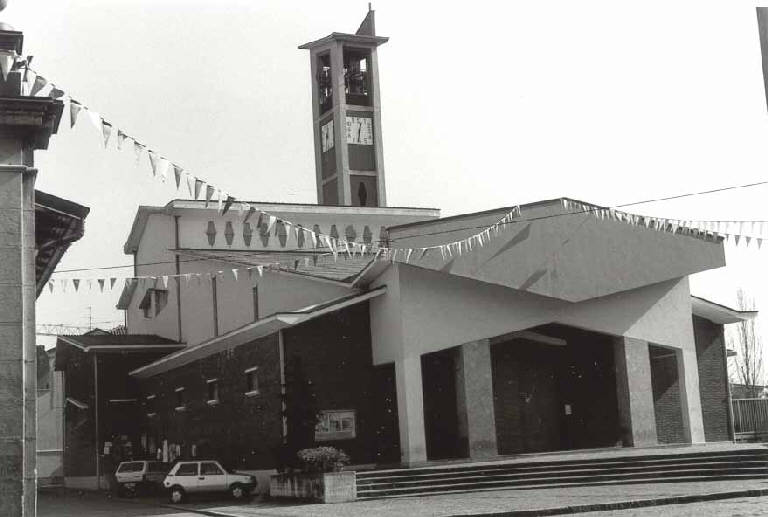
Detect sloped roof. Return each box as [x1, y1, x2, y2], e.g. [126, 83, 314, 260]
[691, 296, 757, 324]
[35, 190, 89, 297]
[174, 249, 374, 283]
[130, 286, 386, 379]
[57, 334, 182, 350]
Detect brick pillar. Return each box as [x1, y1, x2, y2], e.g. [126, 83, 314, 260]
[455, 339, 497, 459]
[614, 337, 657, 447]
[0, 28, 63, 516]
[394, 355, 427, 466]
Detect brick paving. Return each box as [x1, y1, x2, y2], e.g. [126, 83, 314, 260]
[177, 479, 768, 516]
[579, 497, 768, 516]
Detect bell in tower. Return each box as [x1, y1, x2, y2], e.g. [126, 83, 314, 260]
[300, 7, 389, 207]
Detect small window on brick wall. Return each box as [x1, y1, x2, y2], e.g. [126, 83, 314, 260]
[245, 367, 259, 396]
[174, 387, 186, 410]
[206, 379, 219, 404]
[252, 286, 259, 322]
[315, 409, 356, 441]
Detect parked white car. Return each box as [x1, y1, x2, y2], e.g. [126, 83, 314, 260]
[114, 460, 169, 495]
[163, 460, 257, 503]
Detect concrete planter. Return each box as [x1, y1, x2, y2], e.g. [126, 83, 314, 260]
[269, 471, 356, 503]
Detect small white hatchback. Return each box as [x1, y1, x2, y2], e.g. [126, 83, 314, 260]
[163, 460, 256, 503]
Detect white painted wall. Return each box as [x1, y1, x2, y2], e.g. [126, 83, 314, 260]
[370, 264, 707, 453]
[388, 202, 725, 303]
[377, 265, 698, 363]
[36, 362, 63, 480]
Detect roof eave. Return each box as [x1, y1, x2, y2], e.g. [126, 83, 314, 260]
[299, 32, 389, 50]
[130, 286, 387, 378]
[691, 296, 758, 324]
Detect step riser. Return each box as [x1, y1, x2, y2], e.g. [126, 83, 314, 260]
[358, 467, 768, 490]
[357, 461, 768, 485]
[357, 452, 768, 480]
[356, 450, 768, 500]
[358, 471, 766, 495]
[357, 474, 768, 499]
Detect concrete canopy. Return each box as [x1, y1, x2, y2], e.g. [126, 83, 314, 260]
[387, 198, 726, 303]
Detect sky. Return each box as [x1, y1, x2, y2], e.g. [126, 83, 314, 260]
[9, 1, 768, 354]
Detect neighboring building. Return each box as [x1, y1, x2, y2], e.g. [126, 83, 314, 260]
[730, 383, 768, 399]
[53, 9, 757, 494]
[53, 332, 184, 489]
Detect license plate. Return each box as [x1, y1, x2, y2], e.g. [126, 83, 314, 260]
[124, 483, 136, 489]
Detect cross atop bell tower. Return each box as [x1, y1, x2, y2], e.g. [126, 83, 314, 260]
[300, 7, 389, 207]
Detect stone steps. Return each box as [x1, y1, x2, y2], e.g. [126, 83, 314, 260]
[356, 449, 768, 499]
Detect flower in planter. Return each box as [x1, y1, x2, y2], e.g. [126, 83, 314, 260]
[297, 446, 350, 473]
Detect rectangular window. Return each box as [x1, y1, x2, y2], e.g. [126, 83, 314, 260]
[174, 387, 185, 410]
[315, 409, 356, 441]
[206, 379, 219, 404]
[252, 286, 259, 322]
[145, 393, 156, 417]
[139, 289, 169, 318]
[245, 367, 259, 396]
[154, 289, 168, 316]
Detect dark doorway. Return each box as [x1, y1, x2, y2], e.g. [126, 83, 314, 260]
[491, 325, 620, 455]
[491, 340, 562, 454]
[649, 345, 686, 444]
[372, 364, 400, 464]
[421, 350, 461, 460]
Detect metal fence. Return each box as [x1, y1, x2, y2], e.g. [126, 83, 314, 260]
[732, 398, 768, 439]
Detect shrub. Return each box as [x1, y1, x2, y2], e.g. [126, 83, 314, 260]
[296, 446, 350, 473]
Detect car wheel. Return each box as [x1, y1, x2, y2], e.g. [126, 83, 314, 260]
[169, 486, 186, 504]
[230, 483, 249, 500]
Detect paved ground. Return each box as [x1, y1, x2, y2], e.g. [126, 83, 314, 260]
[579, 497, 768, 516]
[41, 479, 768, 517]
[166, 480, 768, 516]
[38, 491, 202, 517]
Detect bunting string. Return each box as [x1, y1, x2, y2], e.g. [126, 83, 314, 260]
[6, 53, 768, 300]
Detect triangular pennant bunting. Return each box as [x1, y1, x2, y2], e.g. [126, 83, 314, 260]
[70, 101, 82, 128]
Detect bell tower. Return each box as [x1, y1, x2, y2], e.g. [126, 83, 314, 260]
[300, 7, 388, 207]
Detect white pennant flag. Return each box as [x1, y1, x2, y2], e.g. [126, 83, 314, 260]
[186, 173, 195, 198]
[88, 110, 102, 131]
[161, 276, 169, 289]
[257, 265, 264, 277]
[60, 278, 68, 292]
[232, 269, 239, 281]
[0, 50, 15, 81]
[133, 141, 145, 165]
[267, 215, 277, 233]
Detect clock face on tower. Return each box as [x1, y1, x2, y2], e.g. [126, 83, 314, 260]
[345, 116, 373, 145]
[321, 120, 334, 152]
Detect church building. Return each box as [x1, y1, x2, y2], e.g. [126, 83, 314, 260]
[53, 9, 753, 490]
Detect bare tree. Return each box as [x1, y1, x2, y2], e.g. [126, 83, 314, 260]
[728, 289, 764, 397]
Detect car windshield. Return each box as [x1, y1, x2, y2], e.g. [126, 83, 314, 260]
[117, 462, 144, 473]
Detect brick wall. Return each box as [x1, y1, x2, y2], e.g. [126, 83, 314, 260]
[649, 345, 686, 444]
[282, 301, 378, 464]
[137, 301, 380, 469]
[138, 333, 283, 470]
[693, 315, 731, 441]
